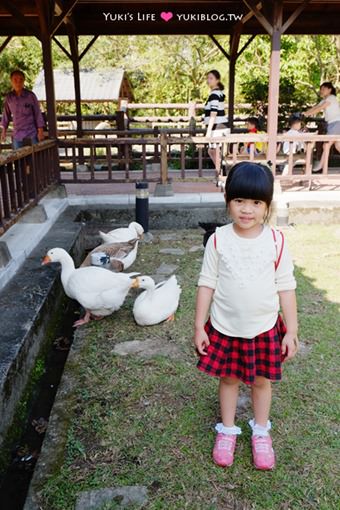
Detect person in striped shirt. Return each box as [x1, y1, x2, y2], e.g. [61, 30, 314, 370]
[204, 70, 229, 180]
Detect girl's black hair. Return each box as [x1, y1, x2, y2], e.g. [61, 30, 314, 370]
[208, 69, 224, 91]
[224, 162, 274, 208]
[247, 116, 261, 130]
[320, 81, 336, 96]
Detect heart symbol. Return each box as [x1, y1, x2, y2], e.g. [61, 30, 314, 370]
[160, 11, 173, 22]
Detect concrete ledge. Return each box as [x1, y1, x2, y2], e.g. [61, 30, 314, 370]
[18, 204, 48, 224]
[153, 182, 174, 197]
[0, 195, 68, 290]
[0, 210, 83, 449]
[0, 242, 11, 268]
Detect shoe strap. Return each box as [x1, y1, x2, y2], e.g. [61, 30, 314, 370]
[217, 435, 235, 451]
[253, 436, 272, 453]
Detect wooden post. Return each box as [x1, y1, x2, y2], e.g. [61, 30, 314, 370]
[266, 1, 283, 171]
[228, 31, 240, 132]
[68, 30, 82, 138]
[35, 0, 57, 140]
[188, 101, 196, 122]
[228, 58, 236, 132]
[160, 132, 168, 185]
[67, 27, 84, 164]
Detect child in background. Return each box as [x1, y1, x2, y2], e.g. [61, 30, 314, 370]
[193, 162, 298, 470]
[241, 117, 266, 155]
[282, 114, 305, 155]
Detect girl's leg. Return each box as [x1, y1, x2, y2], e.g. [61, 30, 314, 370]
[335, 141, 340, 153]
[219, 376, 240, 426]
[250, 376, 272, 427]
[208, 147, 221, 177]
[208, 147, 216, 165]
[313, 141, 334, 171]
[250, 376, 275, 470]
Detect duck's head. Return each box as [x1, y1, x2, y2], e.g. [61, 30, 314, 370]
[130, 275, 155, 290]
[130, 222, 144, 239]
[42, 248, 70, 265]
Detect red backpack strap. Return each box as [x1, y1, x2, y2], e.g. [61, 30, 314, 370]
[214, 232, 217, 249]
[271, 228, 284, 271]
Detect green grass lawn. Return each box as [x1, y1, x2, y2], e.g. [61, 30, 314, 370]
[41, 225, 340, 510]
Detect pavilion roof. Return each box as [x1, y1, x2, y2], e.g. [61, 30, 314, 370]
[33, 68, 133, 102]
[0, 1, 340, 37]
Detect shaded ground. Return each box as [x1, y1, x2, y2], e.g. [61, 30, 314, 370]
[39, 226, 339, 510]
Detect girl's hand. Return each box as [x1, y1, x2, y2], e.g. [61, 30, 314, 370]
[193, 327, 210, 356]
[281, 333, 299, 361]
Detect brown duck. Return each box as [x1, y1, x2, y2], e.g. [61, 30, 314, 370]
[81, 238, 139, 271]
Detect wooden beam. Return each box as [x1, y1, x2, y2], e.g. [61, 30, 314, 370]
[230, 29, 241, 60]
[35, 0, 57, 139]
[237, 34, 256, 58]
[209, 34, 230, 61]
[0, 36, 12, 54]
[53, 36, 72, 59]
[51, 0, 79, 36]
[35, 0, 50, 39]
[79, 35, 99, 61]
[242, 0, 273, 35]
[237, 1, 262, 27]
[67, 28, 83, 137]
[2, 0, 40, 38]
[281, 0, 311, 34]
[228, 31, 241, 132]
[266, 0, 283, 171]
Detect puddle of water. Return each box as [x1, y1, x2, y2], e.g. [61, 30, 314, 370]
[0, 300, 79, 510]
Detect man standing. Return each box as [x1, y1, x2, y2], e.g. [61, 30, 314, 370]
[1, 70, 45, 149]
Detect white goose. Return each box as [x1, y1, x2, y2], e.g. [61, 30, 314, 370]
[99, 221, 144, 244]
[132, 275, 181, 326]
[42, 248, 139, 327]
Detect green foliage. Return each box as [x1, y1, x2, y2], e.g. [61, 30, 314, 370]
[238, 34, 340, 118]
[1, 34, 339, 119]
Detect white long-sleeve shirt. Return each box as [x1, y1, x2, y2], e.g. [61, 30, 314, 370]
[282, 128, 305, 155]
[198, 224, 296, 338]
[318, 94, 340, 124]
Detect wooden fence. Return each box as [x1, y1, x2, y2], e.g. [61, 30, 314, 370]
[1, 131, 339, 235]
[58, 132, 340, 185]
[0, 140, 59, 233]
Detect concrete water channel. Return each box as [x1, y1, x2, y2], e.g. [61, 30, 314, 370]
[0, 190, 340, 509]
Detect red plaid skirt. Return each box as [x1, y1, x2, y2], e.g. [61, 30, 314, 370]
[197, 315, 287, 385]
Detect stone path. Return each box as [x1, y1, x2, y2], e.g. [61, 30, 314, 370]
[112, 338, 181, 359]
[75, 485, 148, 510]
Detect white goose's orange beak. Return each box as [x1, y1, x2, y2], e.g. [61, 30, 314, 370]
[41, 255, 52, 265]
[130, 277, 140, 289]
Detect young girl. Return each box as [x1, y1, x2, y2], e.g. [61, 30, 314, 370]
[193, 162, 298, 470]
[240, 117, 266, 155]
[204, 70, 229, 180]
[305, 81, 340, 172]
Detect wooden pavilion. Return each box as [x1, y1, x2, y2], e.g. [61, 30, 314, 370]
[0, 0, 340, 172]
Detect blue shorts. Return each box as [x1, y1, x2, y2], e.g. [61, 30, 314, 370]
[327, 121, 340, 135]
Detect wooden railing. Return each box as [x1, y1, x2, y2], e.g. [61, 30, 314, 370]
[191, 133, 340, 181]
[58, 132, 340, 185]
[58, 128, 213, 183]
[0, 140, 59, 234]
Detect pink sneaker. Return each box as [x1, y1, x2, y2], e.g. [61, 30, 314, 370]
[212, 433, 237, 467]
[251, 435, 275, 470]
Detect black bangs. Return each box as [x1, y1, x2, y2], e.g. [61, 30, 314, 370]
[225, 162, 274, 207]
